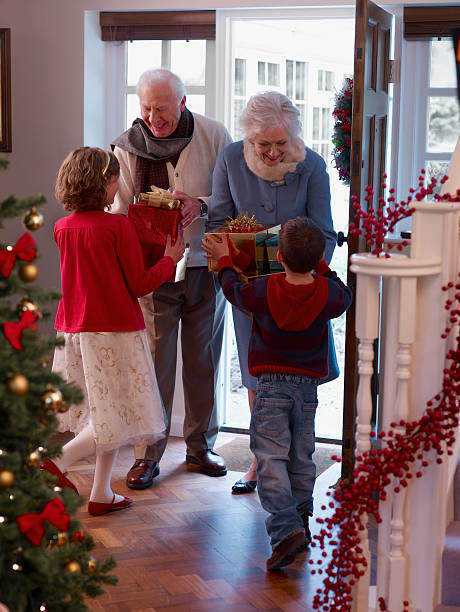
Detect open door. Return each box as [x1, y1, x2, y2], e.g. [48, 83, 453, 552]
[341, 0, 392, 478]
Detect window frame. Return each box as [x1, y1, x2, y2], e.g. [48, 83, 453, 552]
[396, 37, 458, 228]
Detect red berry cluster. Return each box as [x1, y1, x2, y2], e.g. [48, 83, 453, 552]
[349, 171, 457, 257]
[311, 281, 460, 612]
[377, 597, 410, 611]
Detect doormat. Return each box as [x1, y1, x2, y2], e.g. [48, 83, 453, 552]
[216, 436, 341, 476]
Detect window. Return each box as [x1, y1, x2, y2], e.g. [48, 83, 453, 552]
[295, 61, 306, 99]
[267, 62, 280, 86]
[258, 61, 265, 85]
[318, 69, 334, 91]
[257, 61, 280, 87]
[286, 60, 308, 140]
[233, 58, 247, 140]
[286, 60, 294, 98]
[311, 106, 330, 162]
[424, 40, 459, 195]
[124, 39, 212, 130]
[234, 58, 246, 96]
[398, 38, 459, 205]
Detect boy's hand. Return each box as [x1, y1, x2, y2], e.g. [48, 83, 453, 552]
[201, 234, 230, 260]
[164, 234, 185, 265]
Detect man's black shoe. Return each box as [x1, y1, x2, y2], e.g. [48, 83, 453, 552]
[185, 449, 227, 476]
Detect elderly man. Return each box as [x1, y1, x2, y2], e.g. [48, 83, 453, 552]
[111, 68, 231, 488]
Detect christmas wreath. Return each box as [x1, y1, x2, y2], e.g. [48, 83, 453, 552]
[331, 77, 353, 185]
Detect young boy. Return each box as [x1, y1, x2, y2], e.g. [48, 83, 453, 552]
[202, 217, 352, 571]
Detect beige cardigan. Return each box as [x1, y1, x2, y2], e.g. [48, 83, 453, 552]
[112, 113, 231, 267]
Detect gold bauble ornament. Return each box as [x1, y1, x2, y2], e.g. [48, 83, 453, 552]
[23, 207, 44, 232]
[87, 557, 97, 573]
[28, 451, 41, 467]
[0, 469, 14, 489]
[65, 560, 81, 574]
[41, 385, 63, 413]
[19, 263, 39, 283]
[56, 532, 68, 547]
[17, 299, 39, 316]
[7, 374, 29, 396]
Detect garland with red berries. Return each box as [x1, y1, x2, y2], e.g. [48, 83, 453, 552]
[332, 77, 353, 185]
[311, 176, 460, 611]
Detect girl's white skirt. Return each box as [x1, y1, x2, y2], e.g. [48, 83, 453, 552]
[53, 329, 167, 454]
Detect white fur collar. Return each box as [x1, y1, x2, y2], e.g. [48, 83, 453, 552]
[243, 137, 306, 183]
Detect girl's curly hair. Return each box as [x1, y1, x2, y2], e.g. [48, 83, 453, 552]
[55, 147, 120, 212]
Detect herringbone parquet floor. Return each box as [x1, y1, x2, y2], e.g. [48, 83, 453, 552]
[67, 433, 342, 612]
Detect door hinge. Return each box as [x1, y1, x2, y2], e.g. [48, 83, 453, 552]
[388, 59, 397, 84]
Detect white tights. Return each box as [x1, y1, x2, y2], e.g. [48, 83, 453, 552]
[54, 424, 124, 504]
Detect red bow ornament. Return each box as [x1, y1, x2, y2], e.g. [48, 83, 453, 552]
[0, 233, 37, 278]
[16, 497, 70, 546]
[3, 309, 39, 350]
[71, 530, 84, 542]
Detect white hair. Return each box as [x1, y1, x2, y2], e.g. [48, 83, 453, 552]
[136, 68, 186, 101]
[240, 91, 302, 139]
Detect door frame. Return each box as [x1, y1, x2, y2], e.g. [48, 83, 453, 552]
[215, 6, 355, 440]
[342, 0, 394, 478]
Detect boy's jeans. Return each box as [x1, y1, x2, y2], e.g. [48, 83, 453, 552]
[250, 373, 318, 550]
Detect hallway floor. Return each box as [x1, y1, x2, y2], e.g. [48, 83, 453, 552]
[68, 433, 344, 611]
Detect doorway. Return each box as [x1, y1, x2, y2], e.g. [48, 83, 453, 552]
[217, 10, 355, 440]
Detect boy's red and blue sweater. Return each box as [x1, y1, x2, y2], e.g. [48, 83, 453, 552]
[218, 257, 352, 379]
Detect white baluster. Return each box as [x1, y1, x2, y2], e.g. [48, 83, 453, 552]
[353, 271, 380, 611]
[387, 277, 416, 609]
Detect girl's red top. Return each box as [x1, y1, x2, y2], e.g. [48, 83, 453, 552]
[54, 210, 174, 332]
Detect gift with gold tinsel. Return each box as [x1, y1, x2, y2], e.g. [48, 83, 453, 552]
[205, 213, 271, 277]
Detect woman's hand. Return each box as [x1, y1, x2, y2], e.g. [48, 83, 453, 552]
[164, 234, 185, 265]
[201, 234, 230, 260]
[173, 190, 201, 229]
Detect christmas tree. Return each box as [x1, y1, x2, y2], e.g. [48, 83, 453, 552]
[0, 157, 117, 612]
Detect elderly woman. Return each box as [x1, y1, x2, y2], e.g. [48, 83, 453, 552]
[206, 91, 337, 494]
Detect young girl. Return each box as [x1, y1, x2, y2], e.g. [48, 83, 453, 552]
[41, 147, 184, 516]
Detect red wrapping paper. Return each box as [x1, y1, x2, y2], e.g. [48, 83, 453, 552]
[128, 203, 181, 282]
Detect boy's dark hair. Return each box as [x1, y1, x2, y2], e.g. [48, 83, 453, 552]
[278, 217, 326, 273]
[55, 147, 120, 212]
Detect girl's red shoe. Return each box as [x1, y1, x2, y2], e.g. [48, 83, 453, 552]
[40, 459, 79, 495]
[88, 494, 133, 516]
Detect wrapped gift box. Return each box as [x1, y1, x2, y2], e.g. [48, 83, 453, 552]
[205, 226, 273, 277]
[128, 203, 181, 280]
[264, 225, 283, 273]
[128, 184, 183, 280]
